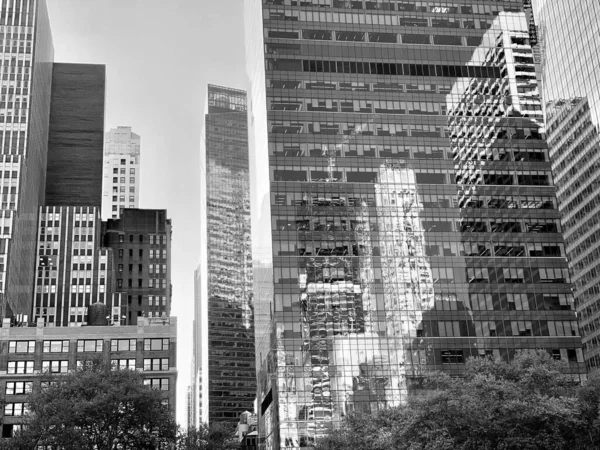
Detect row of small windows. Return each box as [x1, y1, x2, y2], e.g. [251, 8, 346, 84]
[273, 189, 556, 209]
[5, 358, 171, 374]
[265, 0, 519, 16]
[274, 216, 561, 234]
[269, 28, 487, 47]
[271, 167, 551, 185]
[271, 142, 545, 162]
[268, 121, 540, 140]
[118, 248, 167, 259]
[117, 278, 168, 289]
[112, 168, 136, 175]
[268, 78, 454, 94]
[266, 8, 502, 28]
[8, 338, 170, 354]
[112, 176, 136, 184]
[117, 234, 167, 245]
[267, 58, 503, 79]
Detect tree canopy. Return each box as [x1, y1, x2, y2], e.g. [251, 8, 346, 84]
[313, 350, 600, 450]
[2, 359, 177, 450]
[176, 423, 239, 450]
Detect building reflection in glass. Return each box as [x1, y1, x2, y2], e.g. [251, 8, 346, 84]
[534, 0, 600, 372]
[244, 2, 585, 448]
[197, 85, 256, 425]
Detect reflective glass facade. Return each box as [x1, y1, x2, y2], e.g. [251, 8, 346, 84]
[0, 0, 54, 318]
[198, 85, 255, 424]
[245, 1, 585, 448]
[533, 1, 600, 373]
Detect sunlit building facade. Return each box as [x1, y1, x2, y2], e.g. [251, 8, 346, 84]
[0, 0, 54, 319]
[533, 0, 600, 373]
[245, 0, 584, 448]
[197, 85, 255, 424]
[102, 127, 141, 220]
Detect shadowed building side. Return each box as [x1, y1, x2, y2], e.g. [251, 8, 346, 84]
[45, 63, 105, 208]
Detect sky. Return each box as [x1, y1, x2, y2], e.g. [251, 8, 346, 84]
[46, 0, 247, 424]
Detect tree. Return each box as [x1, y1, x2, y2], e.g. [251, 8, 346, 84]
[2, 359, 177, 450]
[176, 423, 239, 450]
[314, 350, 598, 450]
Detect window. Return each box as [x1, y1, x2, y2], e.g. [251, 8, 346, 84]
[143, 358, 169, 371]
[441, 350, 464, 364]
[120, 159, 126, 165]
[4, 403, 27, 416]
[77, 339, 103, 352]
[43, 340, 69, 353]
[42, 360, 69, 373]
[130, 168, 135, 174]
[143, 378, 170, 391]
[144, 338, 170, 351]
[111, 359, 136, 370]
[5, 381, 32, 395]
[111, 339, 136, 351]
[9, 341, 35, 353]
[7, 361, 34, 374]
[129, 177, 135, 184]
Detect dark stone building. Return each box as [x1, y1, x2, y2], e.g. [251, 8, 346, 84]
[103, 209, 172, 325]
[45, 63, 105, 208]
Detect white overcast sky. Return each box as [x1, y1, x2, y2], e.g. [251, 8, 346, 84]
[46, 0, 247, 424]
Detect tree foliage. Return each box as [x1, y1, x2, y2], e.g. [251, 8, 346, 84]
[176, 423, 239, 450]
[313, 350, 600, 450]
[2, 359, 177, 450]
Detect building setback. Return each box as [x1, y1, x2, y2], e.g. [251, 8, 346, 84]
[0, 0, 54, 319]
[197, 85, 255, 425]
[533, 0, 600, 372]
[101, 127, 141, 220]
[45, 63, 105, 208]
[0, 316, 177, 438]
[103, 209, 172, 325]
[244, 0, 585, 447]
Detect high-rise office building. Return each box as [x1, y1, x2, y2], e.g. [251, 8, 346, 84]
[197, 85, 255, 425]
[533, 1, 600, 373]
[102, 127, 141, 220]
[32, 205, 123, 327]
[46, 63, 105, 208]
[102, 209, 172, 325]
[0, 0, 54, 319]
[245, 1, 584, 447]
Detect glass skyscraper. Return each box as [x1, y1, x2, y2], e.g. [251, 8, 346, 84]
[245, 1, 585, 448]
[533, 0, 600, 373]
[197, 85, 256, 424]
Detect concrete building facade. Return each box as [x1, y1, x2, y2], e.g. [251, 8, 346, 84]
[102, 127, 141, 220]
[0, 0, 54, 319]
[0, 316, 177, 438]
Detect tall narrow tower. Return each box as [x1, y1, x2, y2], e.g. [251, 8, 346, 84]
[197, 85, 255, 425]
[245, 0, 584, 447]
[0, 0, 54, 318]
[102, 126, 141, 220]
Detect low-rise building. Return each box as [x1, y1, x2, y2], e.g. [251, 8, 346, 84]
[0, 316, 177, 438]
